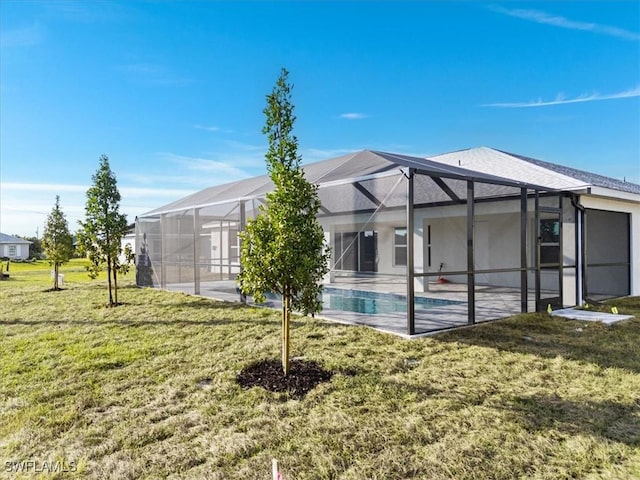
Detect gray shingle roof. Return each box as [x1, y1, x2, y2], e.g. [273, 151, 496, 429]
[0, 233, 32, 244]
[500, 149, 640, 195]
[429, 147, 640, 195]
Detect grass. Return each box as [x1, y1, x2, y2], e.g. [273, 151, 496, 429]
[2, 258, 109, 285]
[1, 270, 639, 479]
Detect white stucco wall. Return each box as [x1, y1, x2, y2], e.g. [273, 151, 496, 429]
[1, 243, 30, 260]
[413, 200, 530, 291]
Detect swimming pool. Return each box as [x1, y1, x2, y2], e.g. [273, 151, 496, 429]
[322, 288, 463, 315]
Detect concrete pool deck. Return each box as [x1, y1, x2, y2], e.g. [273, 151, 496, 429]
[164, 278, 537, 335]
[161, 278, 634, 336]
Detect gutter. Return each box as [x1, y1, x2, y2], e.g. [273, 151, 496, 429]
[570, 193, 586, 306]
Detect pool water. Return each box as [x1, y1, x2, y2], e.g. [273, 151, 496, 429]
[322, 288, 462, 315]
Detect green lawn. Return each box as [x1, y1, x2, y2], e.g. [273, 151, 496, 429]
[1, 271, 639, 479]
[1, 258, 110, 285]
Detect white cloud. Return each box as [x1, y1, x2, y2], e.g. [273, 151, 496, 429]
[120, 172, 214, 187]
[340, 113, 368, 120]
[119, 186, 197, 198]
[1, 181, 195, 201]
[194, 125, 220, 132]
[0, 181, 197, 236]
[217, 139, 265, 152]
[160, 153, 254, 179]
[482, 86, 640, 108]
[488, 5, 640, 41]
[0, 145, 268, 236]
[1, 182, 88, 193]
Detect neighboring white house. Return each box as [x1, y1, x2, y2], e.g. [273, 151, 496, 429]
[0, 233, 32, 260]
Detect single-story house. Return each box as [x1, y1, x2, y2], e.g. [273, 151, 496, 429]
[135, 147, 640, 336]
[0, 233, 32, 260]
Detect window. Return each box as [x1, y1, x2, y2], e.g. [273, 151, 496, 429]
[8, 245, 16, 257]
[228, 227, 240, 263]
[334, 230, 377, 272]
[394, 227, 407, 267]
[539, 217, 560, 265]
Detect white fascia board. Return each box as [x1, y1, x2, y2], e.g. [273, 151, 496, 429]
[586, 186, 640, 204]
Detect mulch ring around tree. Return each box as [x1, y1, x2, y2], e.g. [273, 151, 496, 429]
[237, 358, 333, 400]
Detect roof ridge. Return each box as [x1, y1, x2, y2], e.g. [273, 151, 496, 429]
[487, 148, 588, 187]
[496, 148, 640, 192]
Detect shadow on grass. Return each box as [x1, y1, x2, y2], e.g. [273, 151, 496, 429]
[0, 303, 316, 329]
[153, 299, 248, 310]
[0, 316, 289, 329]
[434, 312, 640, 373]
[380, 377, 639, 447]
[502, 394, 640, 447]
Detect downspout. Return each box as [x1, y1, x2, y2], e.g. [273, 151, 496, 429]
[570, 194, 586, 305]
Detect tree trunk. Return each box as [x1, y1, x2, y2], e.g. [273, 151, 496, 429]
[282, 293, 291, 376]
[54, 263, 59, 290]
[106, 228, 113, 305]
[113, 259, 119, 305]
[106, 254, 113, 305]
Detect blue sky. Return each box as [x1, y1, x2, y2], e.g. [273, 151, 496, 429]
[1, 1, 639, 237]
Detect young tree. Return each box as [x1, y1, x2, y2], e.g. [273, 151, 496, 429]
[112, 241, 135, 304]
[79, 154, 128, 306]
[238, 68, 330, 375]
[41, 195, 74, 290]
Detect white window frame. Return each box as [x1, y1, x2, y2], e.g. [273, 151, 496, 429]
[393, 227, 407, 267]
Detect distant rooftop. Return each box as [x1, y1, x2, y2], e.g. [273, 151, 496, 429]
[0, 233, 32, 244]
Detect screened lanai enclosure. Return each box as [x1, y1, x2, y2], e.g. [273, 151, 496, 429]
[136, 150, 574, 336]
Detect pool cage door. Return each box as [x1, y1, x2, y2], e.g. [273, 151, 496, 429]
[536, 207, 563, 311]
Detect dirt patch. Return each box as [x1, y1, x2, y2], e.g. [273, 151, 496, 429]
[237, 358, 333, 399]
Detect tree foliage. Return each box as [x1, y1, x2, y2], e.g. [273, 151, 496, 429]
[79, 155, 129, 306]
[238, 68, 330, 375]
[41, 195, 74, 290]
